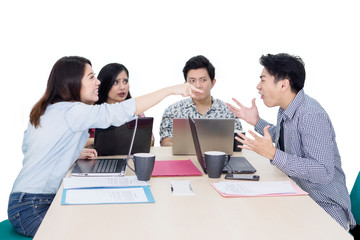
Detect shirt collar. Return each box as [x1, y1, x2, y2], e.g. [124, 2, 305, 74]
[189, 96, 216, 113]
[279, 89, 305, 120]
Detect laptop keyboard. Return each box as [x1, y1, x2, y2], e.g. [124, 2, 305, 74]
[93, 159, 118, 173]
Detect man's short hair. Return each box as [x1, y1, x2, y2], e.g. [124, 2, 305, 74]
[260, 53, 306, 93]
[183, 55, 215, 81]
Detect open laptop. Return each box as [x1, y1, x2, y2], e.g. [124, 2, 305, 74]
[71, 118, 143, 177]
[71, 158, 127, 177]
[172, 118, 234, 155]
[188, 116, 256, 174]
[94, 117, 153, 156]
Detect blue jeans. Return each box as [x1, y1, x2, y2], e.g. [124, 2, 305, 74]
[7, 192, 55, 237]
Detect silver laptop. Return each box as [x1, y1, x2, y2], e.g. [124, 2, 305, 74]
[188, 116, 256, 174]
[71, 158, 127, 177]
[172, 118, 234, 155]
[71, 118, 140, 177]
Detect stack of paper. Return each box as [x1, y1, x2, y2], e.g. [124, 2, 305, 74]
[63, 176, 148, 189]
[212, 181, 308, 197]
[61, 176, 155, 205]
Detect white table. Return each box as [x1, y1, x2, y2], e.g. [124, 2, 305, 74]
[34, 147, 353, 240]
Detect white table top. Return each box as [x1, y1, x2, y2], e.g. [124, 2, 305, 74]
[34, 147, 353, 240]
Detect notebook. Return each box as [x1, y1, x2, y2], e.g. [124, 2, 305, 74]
[172, 118, 234, 155]
[71, 118, 142, 177]
[188, 116, 256, 174]
[94, 117, 153, 156]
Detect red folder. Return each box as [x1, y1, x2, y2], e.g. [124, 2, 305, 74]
[152, 160, 202, 176]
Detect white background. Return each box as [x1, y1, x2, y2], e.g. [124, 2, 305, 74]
[0, 0, 359, 220]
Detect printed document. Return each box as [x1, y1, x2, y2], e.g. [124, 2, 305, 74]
[61, 176, 154, 205]
[63, 187, 151, 204]
[212, 181, 308, 197]
[63, 176, 148, 189]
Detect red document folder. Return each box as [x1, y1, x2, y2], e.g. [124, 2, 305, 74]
[152, 160, 202, 176]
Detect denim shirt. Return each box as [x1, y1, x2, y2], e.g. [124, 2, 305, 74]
[12, 99, 136, 194]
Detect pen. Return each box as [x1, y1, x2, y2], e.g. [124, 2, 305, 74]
[189, 183, 194, 193]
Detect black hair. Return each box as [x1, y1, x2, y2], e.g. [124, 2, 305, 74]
[30, 56, 91, 127]
[259, 53, 305, 93]
[182, 55, 215, 81]
[96, 63, 131, 104]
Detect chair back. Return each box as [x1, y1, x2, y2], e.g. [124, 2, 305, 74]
[351, 171, 360, 224]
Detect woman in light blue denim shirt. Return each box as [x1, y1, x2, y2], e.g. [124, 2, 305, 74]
[8, 56, 202, 237]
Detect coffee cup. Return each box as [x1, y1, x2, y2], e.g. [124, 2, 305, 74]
[204, 151, 226, 178]
[133, 153, 155, 181]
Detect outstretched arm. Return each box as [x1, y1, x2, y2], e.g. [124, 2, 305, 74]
[134, 83, 202, 115]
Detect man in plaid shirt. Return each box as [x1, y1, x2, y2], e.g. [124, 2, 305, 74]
[227, 53, 356, 231]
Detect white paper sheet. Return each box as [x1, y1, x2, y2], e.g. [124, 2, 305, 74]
[213, 181, 295, 196]
[63, 187, 149, 204]
[63, 176, 148, 189]
[170, 180, 195, 195]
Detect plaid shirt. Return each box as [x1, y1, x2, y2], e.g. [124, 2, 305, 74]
[255, 89, 356, 230]
[159, 97, 242, 141]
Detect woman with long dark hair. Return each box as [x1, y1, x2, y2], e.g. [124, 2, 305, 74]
[87, 63, 155, 146]
[7, 56, 201, 237]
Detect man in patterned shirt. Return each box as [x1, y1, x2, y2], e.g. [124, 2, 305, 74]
[160, 55, 242, 146]
[227, 53, 356, 231]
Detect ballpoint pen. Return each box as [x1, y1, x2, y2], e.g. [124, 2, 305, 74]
[188, 183, 194, 193]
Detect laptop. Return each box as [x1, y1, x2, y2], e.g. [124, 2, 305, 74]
[172, 118, 234, 155]
[94, 117, 153, 156]
[188, 116, 256, 174]
[71, 157, 127, 177]
[71, 118, 144, 177]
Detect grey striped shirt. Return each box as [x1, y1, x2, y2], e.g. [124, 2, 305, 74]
[255, 89, 355, 230]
